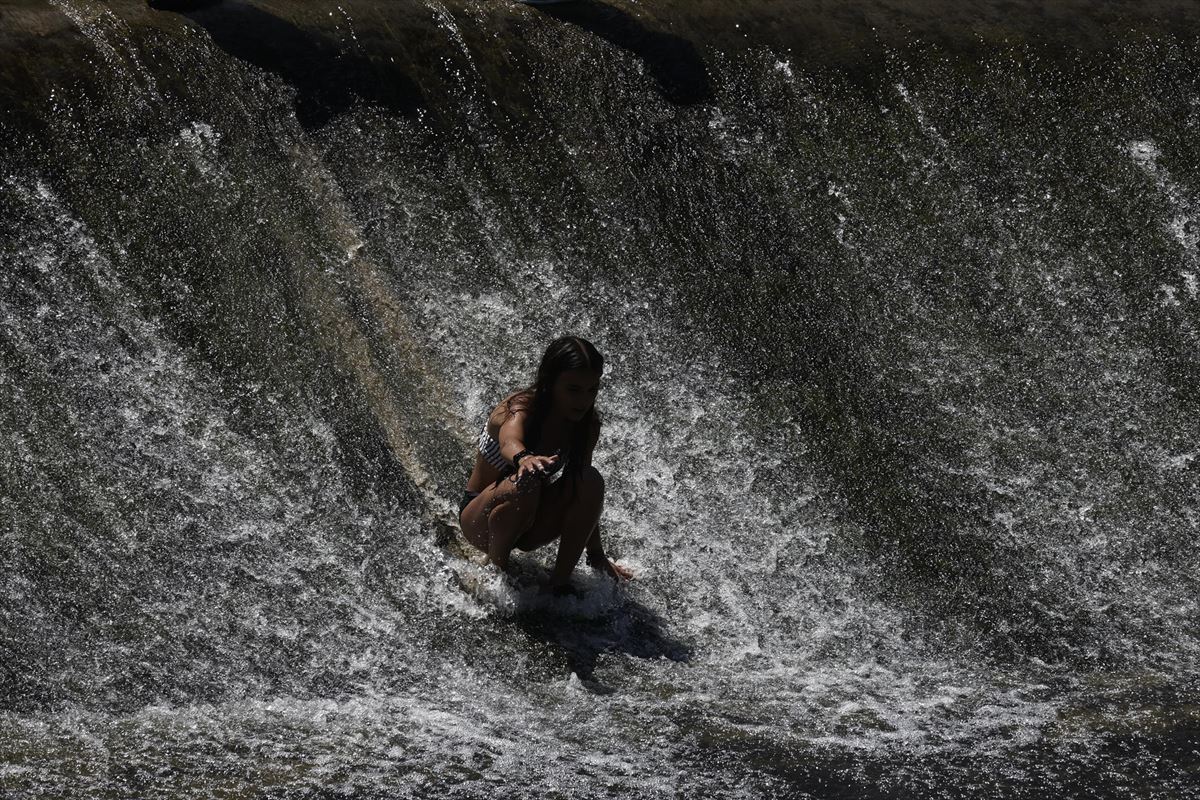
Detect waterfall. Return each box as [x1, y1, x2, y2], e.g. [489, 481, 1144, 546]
[2, 1, 1197, 796]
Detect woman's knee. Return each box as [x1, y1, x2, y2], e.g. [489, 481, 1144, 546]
[504, 470, 546, 496]
[578, 465, 604, 503]
[489, 473, 542, 513]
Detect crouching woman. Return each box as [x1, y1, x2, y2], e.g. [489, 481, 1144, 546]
[458, 336, 633, 594]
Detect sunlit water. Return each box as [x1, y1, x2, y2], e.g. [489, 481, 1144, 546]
[1, 2, 1197, 797]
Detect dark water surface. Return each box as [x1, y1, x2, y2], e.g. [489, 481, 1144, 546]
[1, 1, 1198, 797]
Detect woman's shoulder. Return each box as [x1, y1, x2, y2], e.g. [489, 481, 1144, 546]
[488, 389, 531, 426]
[501, 388, 528, 404]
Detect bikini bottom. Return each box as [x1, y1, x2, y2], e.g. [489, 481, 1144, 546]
[459, 489, 481, 517]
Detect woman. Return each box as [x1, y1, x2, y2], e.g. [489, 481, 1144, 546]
[458, 336, 634, 594]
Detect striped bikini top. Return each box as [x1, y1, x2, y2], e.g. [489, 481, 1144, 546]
[477, 422, 567, 485]
[477, 423, 511, 473]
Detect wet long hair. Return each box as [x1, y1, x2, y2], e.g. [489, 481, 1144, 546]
[502, 336, 604, 494]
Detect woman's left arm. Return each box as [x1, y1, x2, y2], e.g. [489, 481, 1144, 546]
[581, 416, 604, 561]
[582, 418, 633, 580]
[586, 522, 632, 580]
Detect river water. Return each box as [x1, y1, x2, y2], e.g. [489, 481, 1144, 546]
[1, 1, 1197, 797]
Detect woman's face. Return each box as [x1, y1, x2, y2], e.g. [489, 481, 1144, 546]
[551, 368, 602, 422]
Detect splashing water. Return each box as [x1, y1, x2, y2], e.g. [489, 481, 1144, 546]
[2, 2, 1198, 798]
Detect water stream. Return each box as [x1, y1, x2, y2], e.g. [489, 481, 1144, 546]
[1, 1, 1197, 797]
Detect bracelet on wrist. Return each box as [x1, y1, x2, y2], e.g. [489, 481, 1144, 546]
[512, 449, 535, 470]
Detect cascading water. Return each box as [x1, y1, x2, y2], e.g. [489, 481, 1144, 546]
[1, 1, 1197, 797]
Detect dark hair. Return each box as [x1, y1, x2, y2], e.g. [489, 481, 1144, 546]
[502, 336, 604, 494]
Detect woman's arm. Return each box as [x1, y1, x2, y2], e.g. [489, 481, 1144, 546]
[580, 417, 632, 579]
[497, 408, 560, 480]
[584, 523, 608, 565]
[582, 415, 605, 562]
[496, 408, 531, 467]
[586, 522, 632, 579]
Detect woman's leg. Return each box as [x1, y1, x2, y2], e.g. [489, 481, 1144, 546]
[517, 466, 605, 588]
[459, 473, 543, 571]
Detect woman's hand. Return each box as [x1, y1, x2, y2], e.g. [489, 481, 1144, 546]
[512, 451, 561, 484]
[588, 555, 634, 581]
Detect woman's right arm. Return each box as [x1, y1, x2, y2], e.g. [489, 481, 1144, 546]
[497, 410, 559, 480]
[496, 409, 530, 467]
